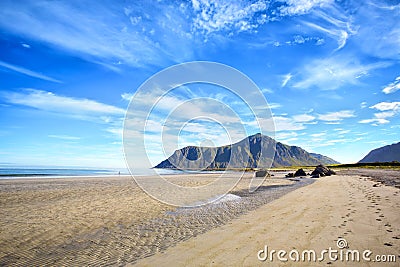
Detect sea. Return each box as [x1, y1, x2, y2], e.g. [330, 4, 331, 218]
[0, 166, 187, 179]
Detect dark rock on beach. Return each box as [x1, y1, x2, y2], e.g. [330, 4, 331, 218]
[255, 170, 270, 177]
[311, 165, 336, 177]
[294, 168, 307, 177]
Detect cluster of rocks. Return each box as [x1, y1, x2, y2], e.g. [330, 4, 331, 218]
[285, 165, 336, 178]
[310, 164, 336, 178]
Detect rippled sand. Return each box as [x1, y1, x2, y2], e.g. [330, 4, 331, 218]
[0, 172, 302, 265]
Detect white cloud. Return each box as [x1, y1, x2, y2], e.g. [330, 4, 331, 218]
[279, 0, 333, 16]
[382, 76, 400, 94]
[261, 88, 274, 94]
[273, 116, 306, 131]
[358, 101, 400, 125]
[191, 0, 269, 35]
[302, 21, 349, 51]
[2, 89, 125, 117]
[292, 114, 315, 123]
[374, 111, 396, 119]
[281, 73, 292, 87]
[48, 135, 81, 140]
[21, 43, 30, 48]
[293, 35, 305, 44]
[360, 101, 367, 109]
[269, 103, 282, 109]
[0, 1, 194, 69]
[352, 1, 400, 60]
[358, 118, 389, 125]
[370, 102, 400, 111]
[296, 0, 359, 51]
[336, 129, 350, 135]
[0, 60, 61, 83]
[310, 132, 326, 137]
[318, 110, 355, 121]
[293, 56, 390, 90]
[121, 93, 134, 101]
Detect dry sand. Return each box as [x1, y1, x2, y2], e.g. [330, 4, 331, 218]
[1, 171, 399, 266]
[136, 173, 400, 266]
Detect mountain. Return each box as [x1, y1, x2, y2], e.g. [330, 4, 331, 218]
[359, 142, 400, 163]
[310, 153, 340, 165]
[154, 133, 339, 169]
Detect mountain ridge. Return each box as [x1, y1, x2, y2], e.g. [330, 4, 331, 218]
[155, 133, 339, 169]
[359, 142, 400, 163]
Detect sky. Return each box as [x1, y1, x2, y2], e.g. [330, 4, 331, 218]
[0, 0, 399, 168]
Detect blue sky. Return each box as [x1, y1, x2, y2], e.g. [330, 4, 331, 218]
[0, 0, 399, 168]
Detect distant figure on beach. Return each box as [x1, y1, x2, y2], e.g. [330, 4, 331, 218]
[118, 171, 120, 176]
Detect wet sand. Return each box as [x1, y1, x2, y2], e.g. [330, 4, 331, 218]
[338, 168, 400, 189]
[0, 173, 299, 266]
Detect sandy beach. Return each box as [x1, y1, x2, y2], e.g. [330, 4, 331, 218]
[136, 170, 400, 266]
[1, 170, 399, 266]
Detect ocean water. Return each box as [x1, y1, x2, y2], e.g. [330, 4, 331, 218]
[0, 167, 119, 178]
[0, 167, 204, 179]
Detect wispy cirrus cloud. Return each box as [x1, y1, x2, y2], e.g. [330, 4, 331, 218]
[352, 0, 400, 60]
[0, 1, 194, 69]
[0, 60, 61, 83]
[0, 0, 350, 70]
[2, 89, 125, 118]
[121, 93, 134, 102]
[48, 134, 81, 140]
[273, 116, 306, 131]
[300, 2, 357, 51]
[281, 73, 292, 87]
[318, 110, 355, 122]
[302, 21, 349, 51]
[293, 56, 391, 90]
[292, 114, 315, 123]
